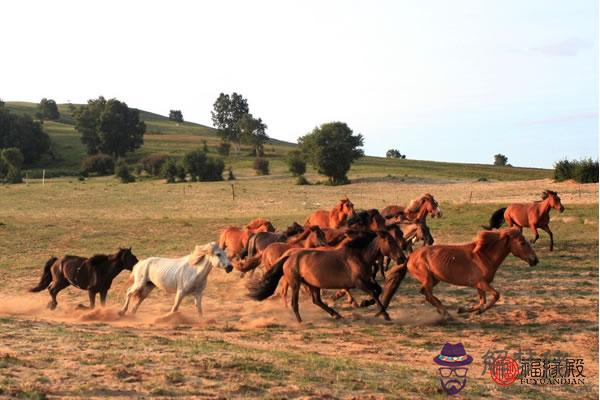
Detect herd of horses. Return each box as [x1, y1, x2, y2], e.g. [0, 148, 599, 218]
[29, 190, 565, 323]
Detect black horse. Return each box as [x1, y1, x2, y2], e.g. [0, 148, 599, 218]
[30, 248, 138, 310]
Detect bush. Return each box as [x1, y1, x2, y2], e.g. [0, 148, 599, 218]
[161, 158, 179, 183]
[253, 158, 269, 175]
[296, 175, 310, 185]
[115, 160, 135, 183]
[0, 109, 51, 163]
[202, 140, 209, 153]
[5, 168, 22, 184]
[140, 154, 171, 176]
[494, 154, 508, 166]
[81, 154, 115, 176]
[287, 151, 306, 176]
[554, 158, 598, 183]
[1, 148, 24, 170]
[183, 149, 224, 181]
[386, 149, 405, 159]
[217, 142, 231, 156]
[176, 164, 186, 182]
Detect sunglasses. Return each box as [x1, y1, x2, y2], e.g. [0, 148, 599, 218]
[439, 368, 468, 378]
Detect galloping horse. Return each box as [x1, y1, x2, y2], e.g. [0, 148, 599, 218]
[397, 221, 435, 251]
[247, 231, 405, 322]
[119, 243, 232, 318]
[304, 197, 356, 228]
[484, 190, 565, 251]
[238, 226, 327, 273]
[382, 193, 442, 223]
[245, 222, 304, 258]
[379, 228, 539, 318]
[30, 248, 138, 310]
[219, 218, 275, 259]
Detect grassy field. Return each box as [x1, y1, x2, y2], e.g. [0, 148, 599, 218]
[0, 174, 597, 399]
[5, 101, 552, 182]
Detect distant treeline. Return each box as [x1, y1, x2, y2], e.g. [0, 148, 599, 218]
[554, 158, 598, 183]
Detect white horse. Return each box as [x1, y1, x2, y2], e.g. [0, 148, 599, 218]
[118, 242, 232, 318]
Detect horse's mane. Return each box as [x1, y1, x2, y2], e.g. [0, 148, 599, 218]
[405, 193, 435, 213]
[88, 254, 109, 268]
[473, 229, 519, 253]
[346, 231, 377, 249]
[188, 244, 210, 265]
[541, 190, 557, 199]
[285, 222, 304, 237]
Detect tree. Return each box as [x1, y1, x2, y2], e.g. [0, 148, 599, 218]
[0, 108, 50, 163]
[115, 160, 135, 183]
[81, 154, 115, 175]
[287, 150, 306, 176]
[169, 110, 184, 123]
[74, 96, 146, 157]
[0, 147, 24, 183]
[238, 113, 269, 156]
[210, 92, 249, 151]
[386, 149, 404, 159]
[253, 158, 269, 175]
[37, 98, 60, 121]
[494, 154, 508, 166]
[299, 122, 364, 185]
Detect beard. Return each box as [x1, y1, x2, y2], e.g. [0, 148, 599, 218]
[440, 378, 466, 395]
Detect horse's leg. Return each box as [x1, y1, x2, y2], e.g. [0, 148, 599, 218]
[131, 284, 154, 315]
[99, 290, 108, 307]
[47, 277, 69, 310]
[309, 286, 342, 319]
[457, 289, 486, 314]
[279, 279, 289, 308]
[343, 289, 360, 308]
[356, 278, 390, 320]
[530, 224, 539, 243]
[289, 279, 302, 323]
[540, 225, 554, 251]
[477, 281, 500, 314]
[119, 285, 136, 315]
[421, 278, 448, 317]
[170, 289, 185, 313]
[194, 280, 208, 318]
[88, 291, 96, 309]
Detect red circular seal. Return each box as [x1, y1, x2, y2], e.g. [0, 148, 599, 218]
[490, 356, 520, 386]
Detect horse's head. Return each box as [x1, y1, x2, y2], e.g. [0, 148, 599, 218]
[504, 228, 539, 266]
[308, 225, 327, 246]
[118, 247, 139, 270]
[375, 230, 406, 265]
[194, 243, 233, 273]
[542, 190, 564, 213]
[416, 223, 435, 245]
[246, 219, 276, 232]
[285, 222, 304, 237]
[339, 197, 356, 218]
[424, 194, 442, 218]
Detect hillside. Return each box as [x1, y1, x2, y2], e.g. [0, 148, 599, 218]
[4, 101, 552, 181]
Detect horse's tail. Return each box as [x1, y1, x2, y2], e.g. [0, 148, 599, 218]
[378, 262, 408, 311]
[246, 254, 287, 301]
[238, 254, 262, 273]
[482, 207, 507, 230]
[29, 256, 57, 292]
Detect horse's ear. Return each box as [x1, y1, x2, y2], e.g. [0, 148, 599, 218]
[541, 191, 549, 199]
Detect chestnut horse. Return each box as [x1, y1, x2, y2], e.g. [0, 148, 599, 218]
[379, 228, 539, 318]
[382, 193, 442, 223]
[304, 197, 356, 228]
[247, 231, 405, 322]
[237, 226, 327, 273]
[484, 190, 565, 251]
[30, 248, 139, 310]
[245, 222, 304, 258]
[219, 218, 275, 259]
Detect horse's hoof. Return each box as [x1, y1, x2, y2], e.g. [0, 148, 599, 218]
[76, 304, 89, 310]
[47, 302, 57, 310]
[332, 313, 342, 319]
[382, 313, 391, 321]
[457, 307, 467, 314]
[118, 310, 126, 316]
[359, 299, 376, 308]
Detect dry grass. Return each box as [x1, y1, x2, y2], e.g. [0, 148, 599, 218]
[0, 175, 597, 399]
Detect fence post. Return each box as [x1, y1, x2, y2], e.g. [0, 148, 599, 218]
[42, 169, 46, 186]
[231, 184, 235, 201]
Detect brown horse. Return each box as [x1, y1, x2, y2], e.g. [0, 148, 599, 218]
[382, 193, 442, 223]
[379, 228, 539, 318]
[238, 226, 327, 273]
[484, 190, 565, 251]
[219, 218, 275, 259]
[30, 248, 139, 310]
[304, 197, 356, 228]
[245, 222, 304, 258]
[247, 231, 405, 322]
[398, 221, 435, 251]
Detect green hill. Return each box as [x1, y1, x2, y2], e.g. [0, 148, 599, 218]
[3, 101, 552, 181]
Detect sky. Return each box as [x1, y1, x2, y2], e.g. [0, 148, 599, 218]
[1, 0, 597, 168]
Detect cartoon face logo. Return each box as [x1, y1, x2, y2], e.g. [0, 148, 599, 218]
[433, 343, 473, 395]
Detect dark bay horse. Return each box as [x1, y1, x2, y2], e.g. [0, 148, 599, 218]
[484, 190, 565, 251]
[304, 197, 356, 228]
[247, 231, 405, 322]
[379, 228, 539, 318]
[382, 193, 442, 223]
[245, 222, 304, 257]
[30, 248, 139, 310]
[219, 218, 275, 259]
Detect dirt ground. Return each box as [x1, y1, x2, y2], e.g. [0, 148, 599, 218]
[0, 177, 597, 399]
